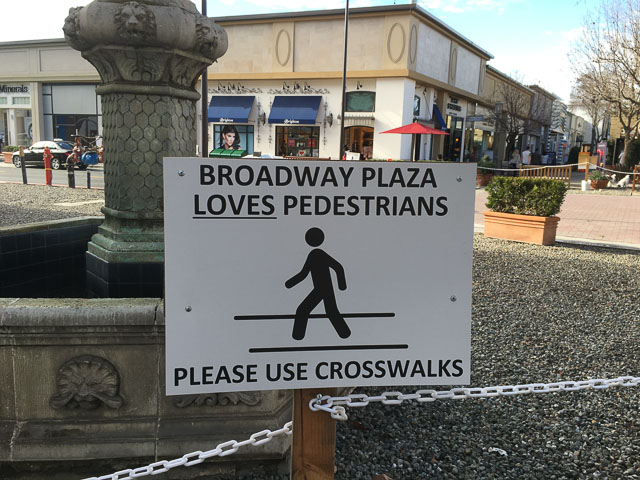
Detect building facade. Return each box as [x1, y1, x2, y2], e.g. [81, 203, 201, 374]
[206, 4, 493, 161]
[0, 39, 101, 147]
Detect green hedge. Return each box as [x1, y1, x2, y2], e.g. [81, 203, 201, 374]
[486, 177, 568, 217]
[1, 145, 19, 153]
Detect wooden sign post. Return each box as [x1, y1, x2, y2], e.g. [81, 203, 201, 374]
[291, 388, 338, 479]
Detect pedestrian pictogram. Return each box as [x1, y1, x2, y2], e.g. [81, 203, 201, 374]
[286, 227, 351, 340]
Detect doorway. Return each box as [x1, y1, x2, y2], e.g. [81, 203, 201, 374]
[344, 126, 373, 160]
[443, 115, 464, 161]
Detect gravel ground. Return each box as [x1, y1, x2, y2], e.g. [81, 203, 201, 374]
[333, 236, 640, 480]
[0, 183, 104, 227]
[3, 184, 639, 480]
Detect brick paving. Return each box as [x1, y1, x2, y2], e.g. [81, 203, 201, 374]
[475, 188, 640, 247]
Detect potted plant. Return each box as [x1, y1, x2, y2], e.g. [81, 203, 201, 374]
[2, 145, 19, 163]
[476, 156, 494, 187]
[589, 170, 609, 190]
[483, 177, 568, 246]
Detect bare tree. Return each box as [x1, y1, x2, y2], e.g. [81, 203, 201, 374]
[487, 71, 532, 160]
[569, 73, 610, 150]
[571, 0, 640, 168]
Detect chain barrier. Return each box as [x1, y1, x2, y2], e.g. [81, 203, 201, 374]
[84, 375, 639, 479]
[478, 161, 640, 175]
[82, 421, 292, 480]
[309, 375, 640, 421]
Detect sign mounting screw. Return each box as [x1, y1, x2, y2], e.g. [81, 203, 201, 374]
[450, 295, 457, 302]
[456, 176, 462, 182]
[185, 306, 192, 312]
[178, 170, 185, 176]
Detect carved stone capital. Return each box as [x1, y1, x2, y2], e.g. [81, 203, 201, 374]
[64, 0, 227, 91]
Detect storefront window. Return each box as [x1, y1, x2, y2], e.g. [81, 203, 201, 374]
[276, 126, 320, 157]
[344, 126, 373, 160]
[0, 98, 7, 105]
[12, 97, 30, 105]
[413, 96, 420, 117]
[54, 114, 99, 140]
[346, 92, 375, 112]
[213, 124, 254, 153]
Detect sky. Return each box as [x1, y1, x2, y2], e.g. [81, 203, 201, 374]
[0, 0, 591, 102]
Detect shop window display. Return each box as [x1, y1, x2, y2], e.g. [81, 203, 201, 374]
[276, 126, 320, 157]
[213, 124, 254, 154]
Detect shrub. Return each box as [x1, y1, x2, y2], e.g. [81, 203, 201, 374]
[486, 177, 568, 217]
[2, 145, 19, 153]
[589, 170, 607, 180]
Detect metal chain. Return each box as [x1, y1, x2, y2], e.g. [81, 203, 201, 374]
[84, 375, 639, 479]
[479, 162, 640, 175]
[309, 376, 640, 421]
[82, 421, 292, 480]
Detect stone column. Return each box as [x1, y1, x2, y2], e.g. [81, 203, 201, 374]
[64, 0, 227, 297]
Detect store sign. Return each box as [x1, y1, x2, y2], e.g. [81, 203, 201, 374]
[0, 84, 29, 94]
[446, 96, 462, 113]
[284, 119, 300, 124]
[163, 158, 475, 394]
[218, 117, 234, 123]
[467, 116, 483, 122]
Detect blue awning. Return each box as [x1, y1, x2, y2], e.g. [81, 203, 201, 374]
[208, 96, 255, 123]
[433, 105, 447, 131]
[268, 96, 322, 125]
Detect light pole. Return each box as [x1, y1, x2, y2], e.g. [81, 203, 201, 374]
[338, 0, 349, 161]
[201, 0, 208, 157]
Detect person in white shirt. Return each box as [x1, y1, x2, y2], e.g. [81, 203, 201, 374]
[522, 146, 531, 165]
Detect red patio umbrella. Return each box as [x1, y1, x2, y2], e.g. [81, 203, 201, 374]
[381, 121, 448, 161]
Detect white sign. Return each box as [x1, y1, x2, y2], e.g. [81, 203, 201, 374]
[163, 158, 476, 394]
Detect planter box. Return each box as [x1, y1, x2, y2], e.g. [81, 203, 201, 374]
[2, 152, 13, 163]
[590, 179, 608, 190]
[476, 173, 493, 187]
[483, 211, 560, 246]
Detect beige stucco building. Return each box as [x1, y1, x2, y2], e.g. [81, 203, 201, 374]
[0, 4, 499, 162]
[0, 39, 101, 147]
[207, 4, 493, 161]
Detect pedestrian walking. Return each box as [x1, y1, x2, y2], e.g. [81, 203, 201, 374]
[509, 149, 521, 175]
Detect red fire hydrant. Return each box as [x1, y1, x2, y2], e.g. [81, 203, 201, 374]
[43, 146, 53, 186]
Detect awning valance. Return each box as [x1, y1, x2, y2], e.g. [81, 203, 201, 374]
[344, 112, 375, 127]
[208, 96, 255, 123]
[268, 96, 322, 125]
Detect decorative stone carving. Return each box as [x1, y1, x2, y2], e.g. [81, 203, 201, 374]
[50, 355, 124, 410]
[209, 83, 263, 95]
[173, 392, 261, 408]
[115, 1, 157, 44]
[63, 0, 228, 274]
[268, 81, 329, 95]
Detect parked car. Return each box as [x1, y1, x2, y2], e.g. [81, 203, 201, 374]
[12, 140, 75, 170]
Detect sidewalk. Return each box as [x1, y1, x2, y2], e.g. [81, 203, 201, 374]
[474, 188, 640, 249]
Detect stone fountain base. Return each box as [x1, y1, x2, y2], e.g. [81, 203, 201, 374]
[0, 297, 291, 478]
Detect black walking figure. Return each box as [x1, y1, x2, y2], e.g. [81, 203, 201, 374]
[285, 227, 352, 340]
